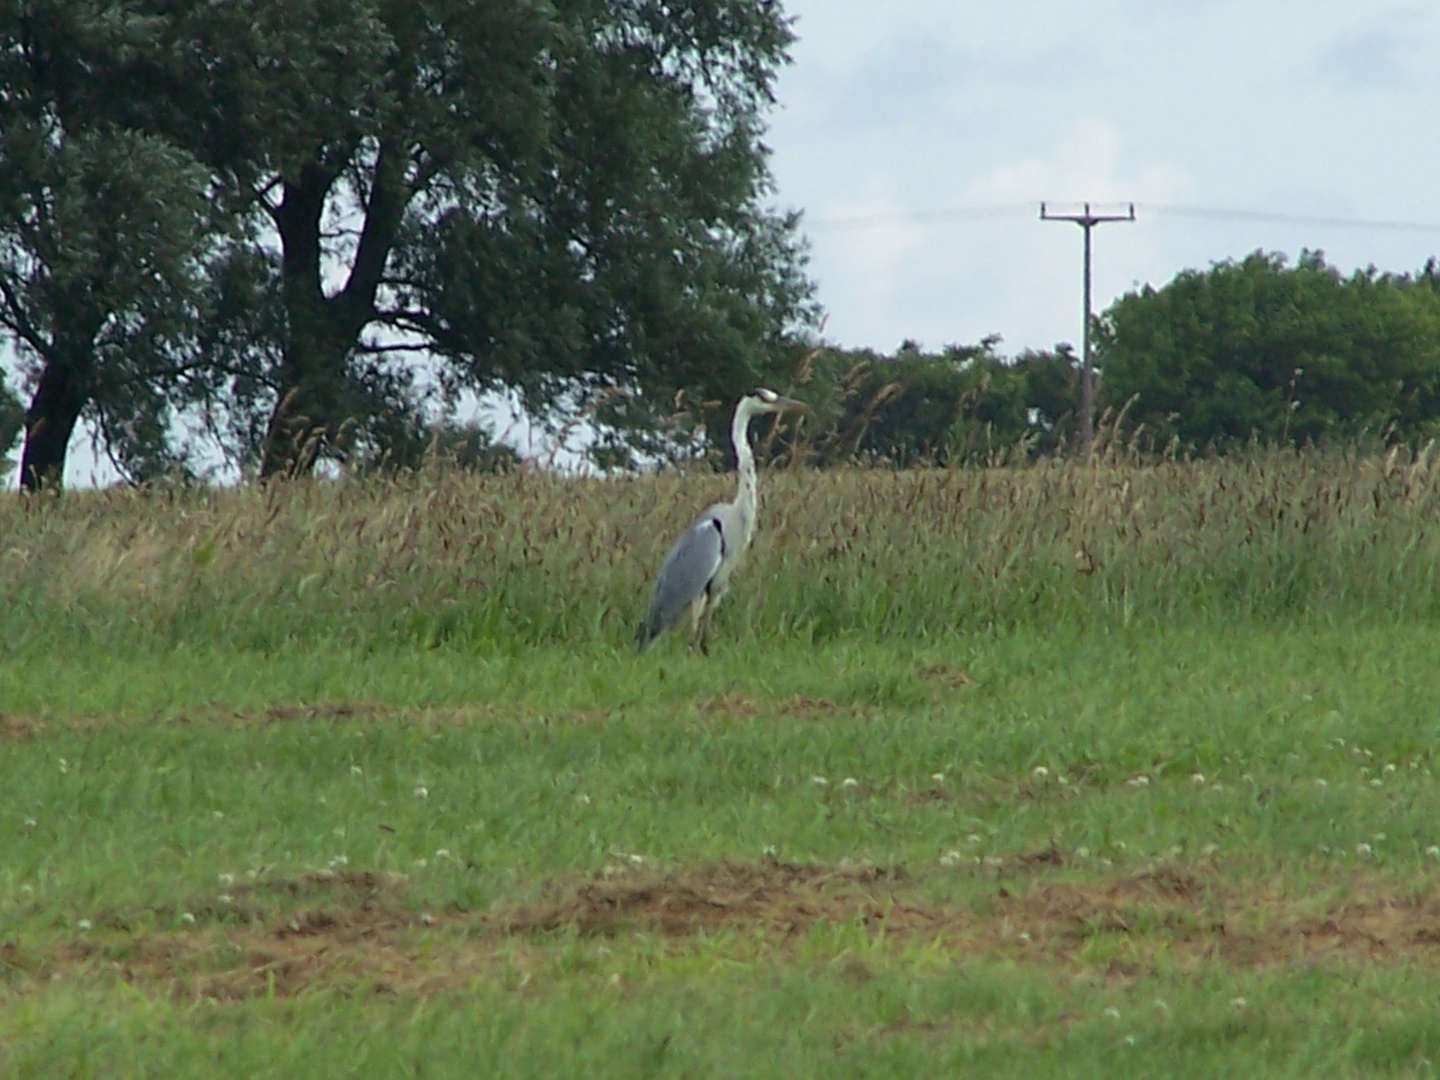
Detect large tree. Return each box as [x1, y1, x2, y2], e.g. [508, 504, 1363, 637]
[116, 0, 812, 476]
[0, 4, 213, 489]
[1098, 251, 1440, 450]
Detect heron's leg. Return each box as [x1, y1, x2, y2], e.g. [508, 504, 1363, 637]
[696, 585, 728, 656]
[686, 594, 709, 655]
[697, 609, 712, 656]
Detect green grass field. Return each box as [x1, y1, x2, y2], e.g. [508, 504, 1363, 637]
[4, 454, 1440, 1076]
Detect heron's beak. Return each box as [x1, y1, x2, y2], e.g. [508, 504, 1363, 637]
[772, 395, 806, 412]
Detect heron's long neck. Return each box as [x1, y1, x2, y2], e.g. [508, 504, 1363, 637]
[732, 403, 758, 540]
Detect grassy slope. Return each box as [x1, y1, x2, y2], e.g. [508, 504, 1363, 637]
[4, 456, 1440, 1076]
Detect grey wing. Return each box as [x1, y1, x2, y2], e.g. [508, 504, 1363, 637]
[640, 513, 725, 646]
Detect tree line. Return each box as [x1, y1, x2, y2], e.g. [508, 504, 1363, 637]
[775, 250, 1440, 467]
[5, 6, 1440, 487]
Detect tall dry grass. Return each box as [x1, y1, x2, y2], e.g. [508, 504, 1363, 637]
[4, 447, 1440, 653]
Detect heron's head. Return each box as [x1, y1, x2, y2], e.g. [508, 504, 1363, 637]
[744, 387, 806, 415]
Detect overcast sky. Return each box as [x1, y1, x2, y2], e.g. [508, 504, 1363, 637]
[10, 0, 1440, 485]
[767, 0, 1440, 355]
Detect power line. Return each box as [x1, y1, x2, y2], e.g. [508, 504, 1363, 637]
[1141, 204, 1440, 234]
[804, 200, 1440, 235]
[804, 202, 1032, 228]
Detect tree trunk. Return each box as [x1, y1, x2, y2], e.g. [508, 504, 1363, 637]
[258, 360, 340, 479]
[258, 151, 404, 480]
[19, 360, 88, 492]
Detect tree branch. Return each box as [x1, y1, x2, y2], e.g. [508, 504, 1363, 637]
[0, 274, 53, 360]
[340, 137, 406, 324]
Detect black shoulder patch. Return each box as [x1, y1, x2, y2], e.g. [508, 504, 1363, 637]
[707, 515, 726, 556]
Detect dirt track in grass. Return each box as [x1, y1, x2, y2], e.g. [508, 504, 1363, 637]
[0, 693, 872, 740]
[7, 858, 1440, 1001]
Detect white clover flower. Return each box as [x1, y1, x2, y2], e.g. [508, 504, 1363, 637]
[435, 848, 451, 860]
[939, 850, 962, 868]
[180, 912, 196, 925]
[1126, 775, 1149, 788]
[841, 777, 859, 788]
[1230, 997, 1247, 1010]
[931, 773, 946, 782]
[351, 765, 364, 776]
[1427, 845, 1440, 859]
[414, 784, 429, 800]
[811, 775, 828, 786]
[1032, 766, 1050, 779]
[218, 873, 235, 886]
[1104, 1007, 1121, 1019]
[1191, 773, 1206, 785]
[217, 894, 233, 905]
[77, 919, 92, 931]
[1355, 842, 1373, 857]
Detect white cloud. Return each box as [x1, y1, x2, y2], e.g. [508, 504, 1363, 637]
[803, 118, 1193, 354]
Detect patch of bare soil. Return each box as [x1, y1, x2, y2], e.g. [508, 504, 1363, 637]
[918, 665, 973, 689]
[498, 859, 920, 938]
[3, 694, 853, 739]
[692, 694, 845, 720]
[259, 702, 398, 724]
[992, 872, 1440, 974]
[0, 715, 39, 739]
[10, 860, 1440, 1001]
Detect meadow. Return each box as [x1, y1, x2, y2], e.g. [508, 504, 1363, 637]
[4, 448, 1440, 1076]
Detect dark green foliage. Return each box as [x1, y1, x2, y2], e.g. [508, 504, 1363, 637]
[1099, 251, 1440, 450]
[0, 3, 214, 488]
[1, 0, 812, 481]
[772, 340, 1080, 467]
[370, 419, 523, 474]
[117, 0, 813, 475]
[0, 376, 22, 473]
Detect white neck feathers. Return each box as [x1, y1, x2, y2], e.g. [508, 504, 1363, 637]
[731, 398, 761, 542]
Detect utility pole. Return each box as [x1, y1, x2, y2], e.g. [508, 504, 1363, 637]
[1040, 201, 1135, 452]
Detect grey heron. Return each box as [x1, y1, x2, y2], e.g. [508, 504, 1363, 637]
[638, 387, 805, 653]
